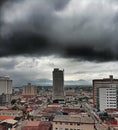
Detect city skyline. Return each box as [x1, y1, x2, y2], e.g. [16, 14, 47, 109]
[0, 0, 118, 86]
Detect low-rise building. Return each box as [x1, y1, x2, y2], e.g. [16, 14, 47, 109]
[21, 121, 52, 130]
[66, 92, 77, 102]
[53, 114, 94, 130]
[0, 110, 23, 121]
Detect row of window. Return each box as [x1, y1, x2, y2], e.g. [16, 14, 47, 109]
[107, 105, 116, 107]
[55, 122, 80, 126]
[107, 102, 116, 104]
[107, 100, 116, 102]
[0, 113, 16, 116]
[107, 97, 116, 98]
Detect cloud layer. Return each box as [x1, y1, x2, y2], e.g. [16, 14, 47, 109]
[0, 0, 118, 61]
[0, 56, 117, 86]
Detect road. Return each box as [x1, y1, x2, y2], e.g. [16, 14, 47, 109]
[81, 102, 108, 130]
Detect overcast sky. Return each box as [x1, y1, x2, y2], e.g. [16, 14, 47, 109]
[0, 0, 118, 86]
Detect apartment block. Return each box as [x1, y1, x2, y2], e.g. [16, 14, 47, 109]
[93, 75, 118, 110]
[22, 83, 37, 97]
[0, 77, 12, 105]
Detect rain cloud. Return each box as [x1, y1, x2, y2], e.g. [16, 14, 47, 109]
[0, 0, 118, 61]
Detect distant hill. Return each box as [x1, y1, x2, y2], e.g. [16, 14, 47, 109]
[65, 79, 92, 86]
[32, 79, 92, 86]
[13, 78, 92, 87]
[32, 79, 52, 86]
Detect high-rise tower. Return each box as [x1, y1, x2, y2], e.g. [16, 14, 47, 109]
[53, 68, 65, 102]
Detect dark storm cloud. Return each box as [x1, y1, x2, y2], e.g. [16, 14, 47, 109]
[1, 0, 118, 61]
[65, 46, 114, 62]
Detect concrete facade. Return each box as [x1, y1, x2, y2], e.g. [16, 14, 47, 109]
[93, 75, 118, 110]
[22, 83, 37, 96]
[99, 86, 117, 111]
[0, 77, 12, 95]
[53, 68, 65, 101]
[0, 77, 12, 105]
[53, 114, 94, 130]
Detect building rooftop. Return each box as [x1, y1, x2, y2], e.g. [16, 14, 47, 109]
[24, 121, 40, 127]
[62, 108, 81, 114]
[53, 114, 94, 124]
[0, 106, 8, 110]
[93, 75, 118, 82]
[0, 110, 22, 114]
[0, 116, 15, 121]
[66, 92, 77, 97]
[23, 121, 51, 130]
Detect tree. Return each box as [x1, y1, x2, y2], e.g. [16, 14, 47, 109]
[11, 99, 16, 105]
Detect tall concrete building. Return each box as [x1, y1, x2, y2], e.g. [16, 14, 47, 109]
[0, 77, 12, 105]
[22, 83, 37, 97]
[53, 68, 65, 102]
[93, 75, 118, 111]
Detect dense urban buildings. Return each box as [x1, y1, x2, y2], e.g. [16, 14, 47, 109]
[52, 68, 65, 102]
[93, 75, 118, 111]
[0, 77, 12, 105]
[1, 72, 118, 130]
[22, 83, 37, 97]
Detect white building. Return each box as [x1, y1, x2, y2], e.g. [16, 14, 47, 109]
[0, 77, 12, 95]
[0, 77, 12, 105]
[93, 75, 118, 111]
[99, 85, 117, 111]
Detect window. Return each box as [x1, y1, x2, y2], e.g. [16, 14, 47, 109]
[60, 122, 62, 125]
[65, 128, 68, 130]
[70, 123, 73, 125]
[55, 128, 58, 130]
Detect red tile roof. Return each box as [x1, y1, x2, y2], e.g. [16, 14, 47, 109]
[22, 121, 51, 130]
[24, 121, 40, 127]
[22, 95, 35, 98]
[0, 116, 15, 121]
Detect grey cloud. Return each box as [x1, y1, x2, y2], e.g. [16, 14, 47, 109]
[0, 0, 118, 61]
[0, 58, 18, 69]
